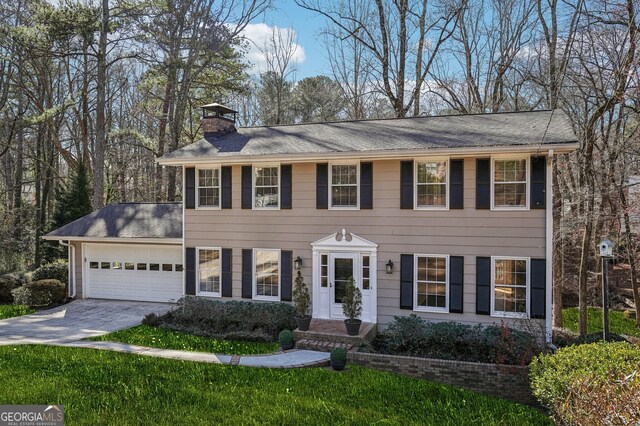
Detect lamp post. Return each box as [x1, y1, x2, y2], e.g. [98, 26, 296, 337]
[598, 239, 614, 342]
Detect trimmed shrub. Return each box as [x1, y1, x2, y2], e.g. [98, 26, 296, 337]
[530, 341, 640, 425]
[330, 347, 347, 363]
[11, 279, 67, 307]
[278, 330, 294, 346]
[31, 260, 68, 283]
[157, 297, 296, 341]
[369, 314, 540, 365]
[0, 275, 22, 303]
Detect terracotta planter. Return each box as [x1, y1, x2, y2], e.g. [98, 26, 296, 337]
[344, 319, 362, 336]
[295, 315, 312, 331]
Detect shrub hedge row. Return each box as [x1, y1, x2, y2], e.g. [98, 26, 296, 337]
[148, 297, 296, 342]
[12, 279, 67, 307]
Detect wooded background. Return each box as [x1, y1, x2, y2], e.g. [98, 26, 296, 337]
[0, 0, 638, 330]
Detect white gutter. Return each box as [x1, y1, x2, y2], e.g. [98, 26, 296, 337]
[156, 143, 579, 166]
[58, 240, 76, 298]
[41, 237, 182, 244]
[545, 150, 554, 344]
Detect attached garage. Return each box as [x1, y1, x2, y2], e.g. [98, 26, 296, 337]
[43, 202, 184, 303]
[84, 243, 183, 302]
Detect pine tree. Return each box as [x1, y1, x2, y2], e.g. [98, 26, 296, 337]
[43, 161, 93, 262]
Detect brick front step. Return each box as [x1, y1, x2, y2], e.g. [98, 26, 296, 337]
[296, 339, 353, 353]
[293, 319, 378, 346]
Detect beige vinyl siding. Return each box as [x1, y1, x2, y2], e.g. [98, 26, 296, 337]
[72, 241, 83, 298]
[185, 158, 545, 329]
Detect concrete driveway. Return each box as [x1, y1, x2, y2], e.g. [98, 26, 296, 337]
[0, 299, 172, 345]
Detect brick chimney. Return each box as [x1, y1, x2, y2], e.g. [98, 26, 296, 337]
[201, 103, 237, 137]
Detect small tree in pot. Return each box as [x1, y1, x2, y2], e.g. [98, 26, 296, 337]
[293, 270, 312, 331]
[342, 276, 362, 336]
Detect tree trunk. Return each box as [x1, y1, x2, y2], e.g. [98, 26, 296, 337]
[93, 0, 109, 209]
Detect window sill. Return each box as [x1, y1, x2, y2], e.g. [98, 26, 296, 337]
[196, 292, 221, 298]
[491, 312, 529, 319]
[491, 206, 530, 211]
[329, 206, 360, 211]
[414, 307, 449, 314]
[252, 207, 281, 211]
[253, 296, 280, 302]
[195, 206, 222, 211]
[414, 206, 449, 211]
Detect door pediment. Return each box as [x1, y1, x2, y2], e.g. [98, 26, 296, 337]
[311, 229, 378, 252]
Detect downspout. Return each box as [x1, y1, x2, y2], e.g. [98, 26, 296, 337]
[545, 150, 554, 344]
[59, 240, 76, 298]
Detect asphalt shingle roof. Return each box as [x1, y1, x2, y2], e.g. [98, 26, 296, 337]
[45, 203, 182, 239]
[160, 110, 576, 161]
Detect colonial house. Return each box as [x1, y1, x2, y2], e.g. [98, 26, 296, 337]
[45, 104, 578, 342]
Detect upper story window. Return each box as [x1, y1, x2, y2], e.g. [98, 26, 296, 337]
[254, 165, 280, 209]
[197, 168, 220, 208]
[492, 257, 528, 317]
[197, 248, 221, 297]
[416, 159, 448, 208]
[415, 254, 448, 312]
[254, 249, 280, 301]
[492, 158, 528, 209]
[331, 163, 359, 209]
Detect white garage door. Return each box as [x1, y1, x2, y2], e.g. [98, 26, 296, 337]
[85, 244, 183, 302]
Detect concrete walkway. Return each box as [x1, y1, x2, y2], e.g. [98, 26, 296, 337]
[0, 300, 330, 368]
[58, 340, 330, 368]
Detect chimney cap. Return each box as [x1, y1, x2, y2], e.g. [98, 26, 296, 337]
[201, 103, 237, 115]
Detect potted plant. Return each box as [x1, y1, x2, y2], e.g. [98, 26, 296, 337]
[278, 329, 294, 350]
[330, 347, 347, 371]
[342, 276, 362, 336]
[293, 270, 312, 331]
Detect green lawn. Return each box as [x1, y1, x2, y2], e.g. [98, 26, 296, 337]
[563, 307, 640, 337]
[0, 304, 35, 320]
[0, 346, 549, 425]
[88, 324, 279, 355]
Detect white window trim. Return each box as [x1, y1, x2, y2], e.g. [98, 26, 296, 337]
[329, 161, 360, 210]
[252, 164, 281, 210]
[196, 246, 222, 298]
[414, 157, 450, 210]
[490, 256, 530, 318]
[413, 254, 450, 313]
[491, 156, 530, 211]
[196, 166, 221, 210]
[253, 248, 281, 301]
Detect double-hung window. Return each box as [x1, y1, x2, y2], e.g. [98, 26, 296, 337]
[415, 159, 448, 208]
[492, 158, 528, 208]
[414, 254, 449, 312]
[197, 168, 220, 208]
[197, 248, 221, 297]
[492, 257, 529, 317]
[254, 249, 280, 301]
[254, 165, 280, 209]
[330, 163, 359, 208]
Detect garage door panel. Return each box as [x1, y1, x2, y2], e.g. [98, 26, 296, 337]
[85, 244, 183, 303]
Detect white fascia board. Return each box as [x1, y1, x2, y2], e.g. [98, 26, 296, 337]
[156, 142, 578, 166]
[41, 236, 182, 245]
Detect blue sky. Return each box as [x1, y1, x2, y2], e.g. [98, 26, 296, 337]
[243, 1, 330, 79]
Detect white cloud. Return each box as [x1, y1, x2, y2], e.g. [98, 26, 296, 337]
[240, 23, 306, 75]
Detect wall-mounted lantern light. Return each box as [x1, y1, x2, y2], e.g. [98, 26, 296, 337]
[386, 260, 394, 274]
[294, 256, 303, 270]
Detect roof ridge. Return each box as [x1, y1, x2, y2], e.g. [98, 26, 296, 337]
[238, 109, 555, 130]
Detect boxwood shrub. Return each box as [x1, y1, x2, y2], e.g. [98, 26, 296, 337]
[530, 341, 640, 425]
[11, 279, 67, 307]
[153, 297, 296, 341]
[366, 314, 541, 365]
[31, 260, 68, 283]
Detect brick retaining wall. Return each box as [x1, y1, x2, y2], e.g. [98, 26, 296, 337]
[348, 350, 536, 405]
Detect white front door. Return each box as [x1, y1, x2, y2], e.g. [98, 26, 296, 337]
[329, 252, 358, 319]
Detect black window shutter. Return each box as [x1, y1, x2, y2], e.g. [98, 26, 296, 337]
[476, 257, 491, 315]
[449, 256, 464, 313]
[280, 251, 292, 301]
[360, 162, 373, 209]
[531, 156, 546, 209]
[400, 254, 414, 309]
[241, 249, 253, 298]
[281, 165, 292, 209]
[476, 159, 490, 209]
[185, 247, 196, 295]
[241, 166, 252, 209]
[400, 161, 413, 209]
[316, 163, 328, 209]
[221, 166, 232, 209]
[530, 258, 546, 319]
[221, 248, 232, 297]
[450, 159, 464, 209]
[185, 167, 196, 209]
